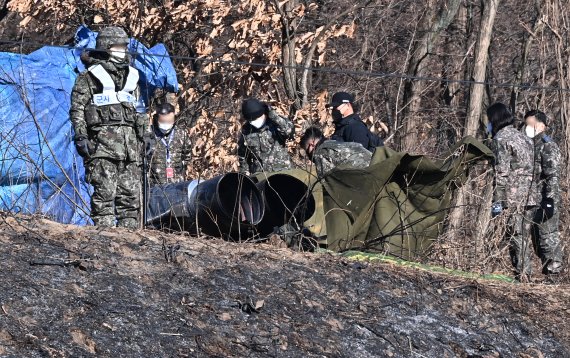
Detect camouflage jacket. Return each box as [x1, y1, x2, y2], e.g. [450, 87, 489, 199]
[491, 125, 535, 207]
[312, 140, 372, 176]
[148, 125, 192, 186]
[237, 110, 294, 174]
[531, 132, 561, 205]
[70, 53, 148, 162]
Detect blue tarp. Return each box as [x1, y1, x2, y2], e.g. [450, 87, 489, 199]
[0, 26, 178, 225]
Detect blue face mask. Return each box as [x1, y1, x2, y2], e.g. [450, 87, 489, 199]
[486, 122, 493, 135]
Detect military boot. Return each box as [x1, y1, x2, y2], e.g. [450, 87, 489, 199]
[93, 215, 116, 228]
[545, 261, 562, 275]
[117, 217, 139, 229]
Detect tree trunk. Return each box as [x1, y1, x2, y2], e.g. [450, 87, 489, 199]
[400, 0, 462, 152]
[441, 3, 467, 109]
[436, 3, 468, 151]
[464, 0, 500, 137]
[448, 0, 499, 242]
[509, 0, 544, 115]
[276, 0, 370, 116]
[276, 0, 299, 106]
[544, 0, 570, 179]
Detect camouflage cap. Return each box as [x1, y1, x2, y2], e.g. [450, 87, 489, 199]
[96, 26, 129, 50]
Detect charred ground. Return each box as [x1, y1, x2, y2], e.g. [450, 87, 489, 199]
[0, 214, 568, 357]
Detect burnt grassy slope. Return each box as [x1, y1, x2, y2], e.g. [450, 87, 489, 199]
[0, 215, 568, 357]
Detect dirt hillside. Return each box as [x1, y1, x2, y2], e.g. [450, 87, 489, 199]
[0, 214, 568, 357]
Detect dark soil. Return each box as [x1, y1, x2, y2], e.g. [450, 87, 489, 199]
[0, 214, 568, 357]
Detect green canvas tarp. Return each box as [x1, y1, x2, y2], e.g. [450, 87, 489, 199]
[317, 136, 493, 259]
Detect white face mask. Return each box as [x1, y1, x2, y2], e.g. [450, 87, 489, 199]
[109, 48, 127, 62]
[158, 122, 174, 132]
[249, 115, 266, 129]
[525, 125, 537, 138]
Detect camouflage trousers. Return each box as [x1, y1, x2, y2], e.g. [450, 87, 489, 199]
[86, 158, 141, 229]
[507, 208, 534, 276]
[508, 207, 563, 276]
[532, 208, 563, 274]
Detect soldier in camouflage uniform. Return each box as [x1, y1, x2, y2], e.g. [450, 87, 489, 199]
[147, 103, 192, 186]
[487, 103, 535, 281]
[524, 110, 563, 277]
[300, 126, 372, 176]
[237, 98, 294, 175]
[70, 27, 148, 229]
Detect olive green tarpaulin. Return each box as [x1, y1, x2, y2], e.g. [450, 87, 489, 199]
[319, 136, 493, 260]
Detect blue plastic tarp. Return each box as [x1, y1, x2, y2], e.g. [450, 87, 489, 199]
[0, 26, 178, 225]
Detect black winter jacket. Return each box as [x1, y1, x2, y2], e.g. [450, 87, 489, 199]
[331, 113, 383, 152]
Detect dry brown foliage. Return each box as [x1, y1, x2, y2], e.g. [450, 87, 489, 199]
[7, 0, 360, 176]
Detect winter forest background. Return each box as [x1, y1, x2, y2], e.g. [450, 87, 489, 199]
[1, 0, 569, 280]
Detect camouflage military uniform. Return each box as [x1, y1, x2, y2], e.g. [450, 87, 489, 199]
[148, 125, 192, 186]
[530, 132, 563, 274]
[237, 110, 294, 174]
[491, 125, 535, 276]
[312, 140, 372, 176]
[70, 53, 147, 229]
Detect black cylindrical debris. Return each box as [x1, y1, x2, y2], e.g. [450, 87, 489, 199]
[146, 173, 264, 239]
[255, 173, 316, 236]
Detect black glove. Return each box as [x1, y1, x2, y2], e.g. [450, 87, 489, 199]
[143, 133, 156, 158]
[75, 136, 93, 158]
[264, 103, 276, 120]
[264, 102, 272, 113]
[491, 202, 503, 217]
[540, 198, 555, 220]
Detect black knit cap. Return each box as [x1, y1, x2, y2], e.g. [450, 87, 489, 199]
[326, 92, 354, 109]
[241, 98, 266, 121]
[157, 102, 175, 115]
[524, 110, 548, 126]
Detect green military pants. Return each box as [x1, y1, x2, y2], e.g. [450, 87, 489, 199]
[86, 158, 141, 229]
[532, 209, 563, 274]
[507, 208, 534, 277]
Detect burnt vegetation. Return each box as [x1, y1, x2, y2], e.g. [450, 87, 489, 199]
[0, 215, 568, 356]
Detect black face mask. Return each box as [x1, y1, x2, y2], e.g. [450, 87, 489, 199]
[331, 109, 343, 122]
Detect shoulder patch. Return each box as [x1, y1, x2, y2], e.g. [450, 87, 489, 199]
[542, 135, 553, 143]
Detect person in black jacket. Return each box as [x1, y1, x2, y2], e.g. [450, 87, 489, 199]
[325, 92, 383, 152]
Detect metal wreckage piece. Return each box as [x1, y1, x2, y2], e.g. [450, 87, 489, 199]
[146, 173, 265, 238]
[145, 170, 321, 240]
[145, 171, 319, 239]
[254, 172, 316, 236]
